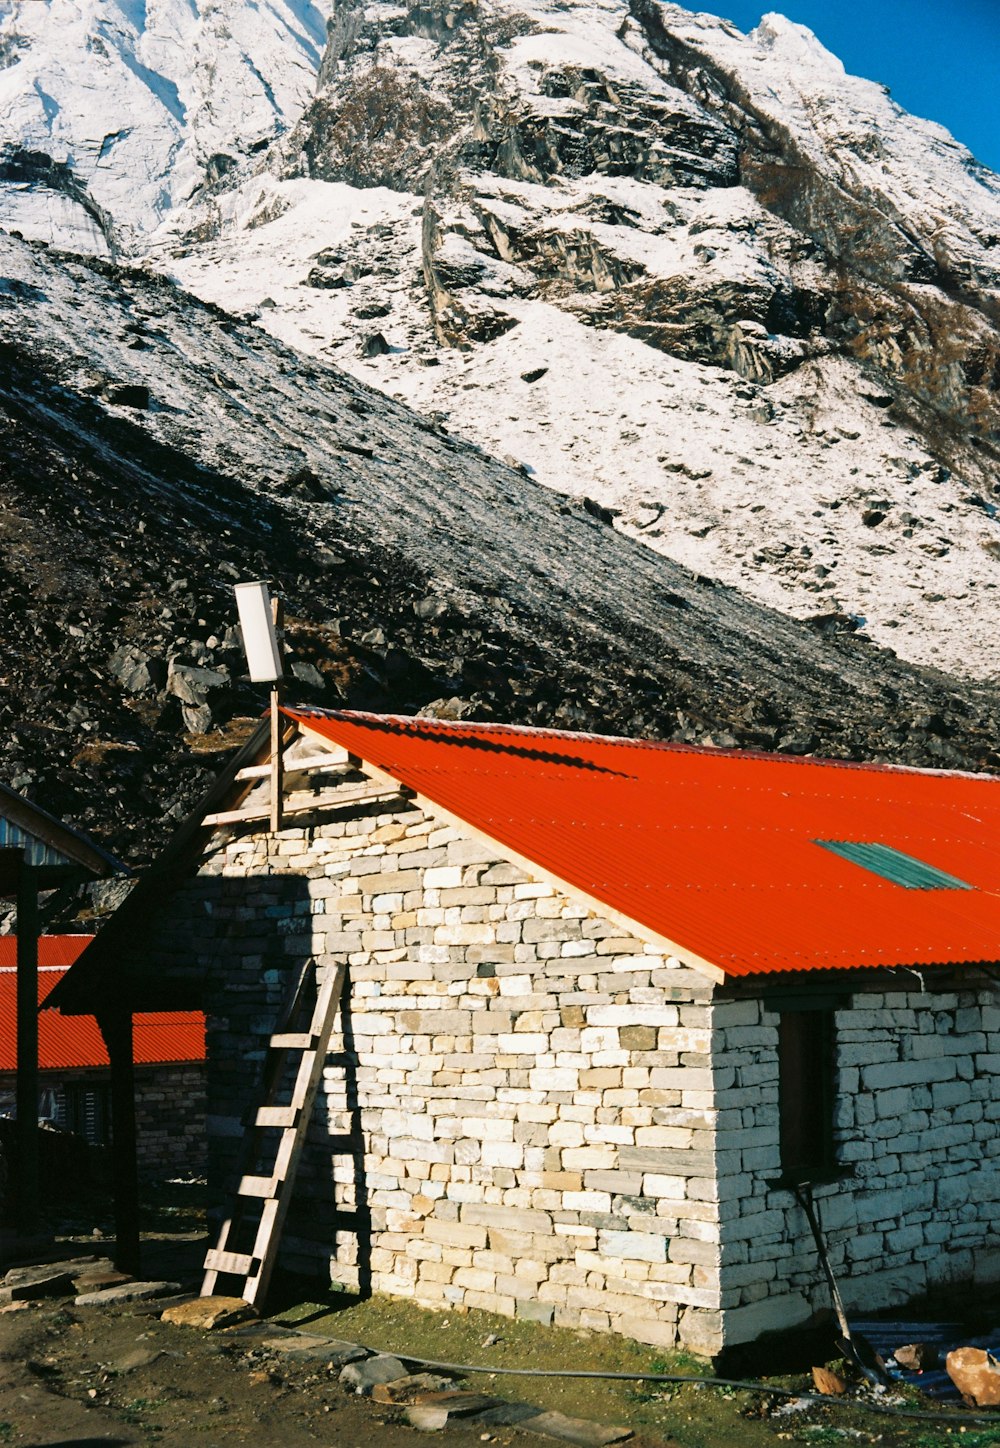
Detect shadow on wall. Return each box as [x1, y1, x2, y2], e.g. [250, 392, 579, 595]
[193, 869, 370, 1299]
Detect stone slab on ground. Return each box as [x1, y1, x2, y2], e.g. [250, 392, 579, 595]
[515, 1409, 633, 1446]
[340, 1352, 409, 1395]
[73, 1269, 134, 1292]
[4, 1255, 107, 1282]
[0, 1268, 74, 1301]
[75, 1280, 181, 1306]
[260, 1333, 368, 1367]
[115, 1347, 167, 1373]
[129, 1292, 200, 1317]
[161, 1295, 256, 1329]
[405, 1394, 511, 1432]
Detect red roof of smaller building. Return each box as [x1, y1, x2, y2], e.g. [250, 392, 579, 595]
[287, 708, 1000, 980]
[0, 938, 205, 1072]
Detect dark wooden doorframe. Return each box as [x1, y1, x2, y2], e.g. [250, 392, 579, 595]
[15, 864, 39, 1238]
[96, 1009, 141, 1275]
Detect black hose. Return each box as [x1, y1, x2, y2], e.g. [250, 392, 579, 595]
[348, 1340, 1000, 1426]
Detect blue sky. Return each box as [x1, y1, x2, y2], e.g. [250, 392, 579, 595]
[716, 1, 1000, 172]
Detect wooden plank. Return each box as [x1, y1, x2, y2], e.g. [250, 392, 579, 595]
[238, 1174, 278, 1199]
[203, 784, 400, 828]
[270, 1032, 315, 1051]
[235, 752, 349, 781]
[204, 1249, 256, 1275]
[255, 1105, 299, 1128]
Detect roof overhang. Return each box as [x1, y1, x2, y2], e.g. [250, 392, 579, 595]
[0, 784, 124, 898]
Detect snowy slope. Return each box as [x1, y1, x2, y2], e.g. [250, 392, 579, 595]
[0, 0, 328, 253]
[3, 0, 1000, 682]
[4, 227, 1000, 861]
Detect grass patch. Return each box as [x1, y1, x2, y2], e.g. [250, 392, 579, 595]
[265, 1291, 1000, 1447]
[269, 1292, 798, 1445]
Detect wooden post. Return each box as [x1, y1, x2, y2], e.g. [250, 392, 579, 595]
[98, 1010, 140, 1275]
[270, 596, 285, 834]
[15, 864, 39, 1238]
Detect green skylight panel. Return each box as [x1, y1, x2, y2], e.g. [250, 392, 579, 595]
[815, 840, 973, 891]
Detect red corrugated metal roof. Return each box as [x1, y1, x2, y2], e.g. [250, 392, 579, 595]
[0, 943, 205, 1071]
[286, 708, 1000, 980]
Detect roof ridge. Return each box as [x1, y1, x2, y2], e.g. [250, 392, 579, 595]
[286, 706, 1000, 782]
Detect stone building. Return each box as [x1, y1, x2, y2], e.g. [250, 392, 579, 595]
[51, 708, 1000, 1356]
[1, 937, 207, 1176]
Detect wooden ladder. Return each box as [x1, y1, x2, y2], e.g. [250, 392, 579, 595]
[201, 958, 347, 1306]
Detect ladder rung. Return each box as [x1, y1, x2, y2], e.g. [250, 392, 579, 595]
[255, 1105, 299, 1128]
[270, 1033, 316, 1050]
[239, 1173, 279, 1199]
[204, 1248, 257, 1276]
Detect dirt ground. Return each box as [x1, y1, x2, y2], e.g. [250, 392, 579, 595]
[1, 1226, 999, 1448]
[0, 1298, 566, 1448]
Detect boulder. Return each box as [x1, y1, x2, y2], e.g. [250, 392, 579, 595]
[290, 659, 327, 691]
[945, 1347, 1000, 1407]
[810, 1366, 846, 1396]
[166, 661, 229, 707]
[370, 1373, 458, 1403]
[894, 1342, 939, 1371]
[360, 332, 391, 357]
[166, 660, 230, 734]
[109, 644, 159, 693]
[339, 1353, 408, 1395]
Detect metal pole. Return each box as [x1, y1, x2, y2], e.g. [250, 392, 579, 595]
[15, 863, 39, 1239]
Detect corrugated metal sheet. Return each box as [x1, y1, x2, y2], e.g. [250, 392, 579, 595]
[0, 816, 75, 870]
[0, 949, 206, 1071]
[0, 936, 94, 969]
[285, 708, 1000, 980]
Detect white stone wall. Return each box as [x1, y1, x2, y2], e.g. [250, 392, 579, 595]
[711, 988, 1000, 1349]
[191, 780, 724, 1352]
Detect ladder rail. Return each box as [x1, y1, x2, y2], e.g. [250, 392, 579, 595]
[201, 959, 347, 1306]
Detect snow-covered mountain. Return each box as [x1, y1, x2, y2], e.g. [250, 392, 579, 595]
[0, 0, 327, 253]
[3, 0, 1000, 681]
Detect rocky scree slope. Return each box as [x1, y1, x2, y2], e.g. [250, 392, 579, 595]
[152, 0, 1000, 680]
[2, 232, 999, 871]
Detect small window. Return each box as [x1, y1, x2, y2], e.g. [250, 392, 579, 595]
[778, 1009, 836, 1183]
[62, 1082, 112, 1146]
[815, 840, 971, 891]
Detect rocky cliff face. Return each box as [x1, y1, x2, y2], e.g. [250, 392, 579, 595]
[3, 230, 999, 871]
[152, 0, 1000, 681]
